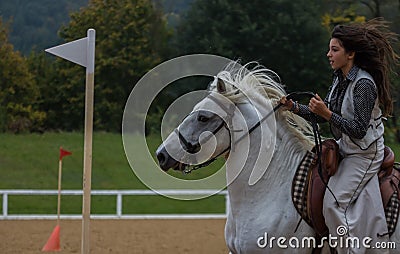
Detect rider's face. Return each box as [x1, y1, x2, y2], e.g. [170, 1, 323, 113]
[326, 38, 354, 76]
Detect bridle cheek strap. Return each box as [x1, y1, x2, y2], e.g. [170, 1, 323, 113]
[207, 95, 238, 148]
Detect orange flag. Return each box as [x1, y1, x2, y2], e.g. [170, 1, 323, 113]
[59, 147, 72, 161]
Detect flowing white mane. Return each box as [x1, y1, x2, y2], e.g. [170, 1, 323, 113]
[209, 61, 315, 147]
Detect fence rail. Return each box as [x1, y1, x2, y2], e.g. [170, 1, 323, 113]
[0, 189, 228, 220]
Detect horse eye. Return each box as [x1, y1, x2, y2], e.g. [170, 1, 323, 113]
[198, 115, 209, 122]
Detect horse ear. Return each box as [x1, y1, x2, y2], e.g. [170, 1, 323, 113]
[217, 78, 227, 93]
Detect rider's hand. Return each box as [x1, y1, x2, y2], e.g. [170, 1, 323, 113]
[280, 96, 294, 111]
[308, 94, 332, 121]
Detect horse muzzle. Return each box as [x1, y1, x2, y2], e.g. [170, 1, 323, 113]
[156, 145, 180, 171]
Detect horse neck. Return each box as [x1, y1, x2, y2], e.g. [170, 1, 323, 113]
[227, 111, 309, 196]
[273, 115, 311, 175]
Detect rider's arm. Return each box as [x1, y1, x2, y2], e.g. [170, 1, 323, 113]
[328, 78, 377, 139]
[291, 84, 335, 123]
[296, 104, 327, 123]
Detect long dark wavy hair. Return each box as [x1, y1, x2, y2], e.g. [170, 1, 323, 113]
[332, 18, 399, 116]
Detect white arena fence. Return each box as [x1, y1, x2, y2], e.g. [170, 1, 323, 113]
[0, 189, 229, 220]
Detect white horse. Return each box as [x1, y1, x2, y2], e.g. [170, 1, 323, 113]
[156, 61, 400, 253]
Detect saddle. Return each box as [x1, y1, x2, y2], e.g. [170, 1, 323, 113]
[292, 139, 400, 237]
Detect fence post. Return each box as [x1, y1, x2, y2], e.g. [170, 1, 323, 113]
[3, 193, 8, 218]
[116, 193, 122, 218]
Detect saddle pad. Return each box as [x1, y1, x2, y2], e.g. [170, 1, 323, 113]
[291, 150, 314, 226]
[385, 191, 400, 235]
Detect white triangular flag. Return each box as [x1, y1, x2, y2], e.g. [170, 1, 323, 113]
[45, 38, 88, 67]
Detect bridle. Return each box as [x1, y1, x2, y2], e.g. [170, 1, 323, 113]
[174, 93, 236, 173]
[175, 91, 317, 174]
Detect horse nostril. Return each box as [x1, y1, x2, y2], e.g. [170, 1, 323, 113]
[156, 146, 179, 171]
[157, 152, 166, 165]
[187, 142, 200, 154]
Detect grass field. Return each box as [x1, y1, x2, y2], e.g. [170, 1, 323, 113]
[1, 132, 399, 216]
[0, 132, 225, 215]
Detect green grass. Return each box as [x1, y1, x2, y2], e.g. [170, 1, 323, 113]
[0, 132, 227, 215]
[0, 132, 140, 189]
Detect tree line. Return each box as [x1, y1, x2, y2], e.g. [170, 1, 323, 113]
[0, 0, 399, 137]
[0, 0, 89, 55]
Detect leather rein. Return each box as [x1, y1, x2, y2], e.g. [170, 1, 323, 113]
[175, 91, 316, 174]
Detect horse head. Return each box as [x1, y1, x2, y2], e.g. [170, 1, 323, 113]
[156, 76, 237, 172]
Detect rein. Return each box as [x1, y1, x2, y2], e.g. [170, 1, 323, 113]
[176, 91, 318, 174]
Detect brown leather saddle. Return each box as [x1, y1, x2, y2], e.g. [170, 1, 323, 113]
[292, 139, 400, 237]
